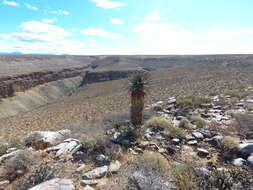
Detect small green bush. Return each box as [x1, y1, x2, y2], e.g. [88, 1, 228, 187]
[144, 116, 187, 138]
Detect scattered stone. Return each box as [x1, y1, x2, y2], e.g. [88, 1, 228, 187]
[81, 179, 99, 186]
[186, 135, 195, 141]
[76, 164, 86, 173]
[233, 158, 247, 167]
[172, 138, 180, 145]
[192, 132, 204, 140]
[207, 135, 223, 147]
[0, 150, 21, 163]
[46, 139, 81, 157]
[247, 155, 253, 167]
[0, 180, 10, 190]
[239, 143, 253, 158]
[83, 166, 108, 179]
[83, 185, 95, 190]
[128, 170, 175, 190]
[197, 148, 209, 158]
[168, 97, 176, 104]
[26, 129, 71, 149]
[108, 160, 121, 173]
[111, 131, 136, 146]
[29, 178, 75, 190]
[187, 140, 198, 146]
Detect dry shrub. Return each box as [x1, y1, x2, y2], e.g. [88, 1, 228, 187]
[170, 164, 197, 190]
[219, 136, 239, 161]
[24, 132, 43, 148]
[13, 165, 60, 190]
[233, 113, 253, 132]
[5, 149, 36, 172]
[177, 96, 211, 108]
[144, 116, 187, 138]
[0, 137, 23, 156]
[178, 118, 194, 130]
[130, 152, 170, 177]
[189, 115, 207, 128]
[206, 167, 253, 190]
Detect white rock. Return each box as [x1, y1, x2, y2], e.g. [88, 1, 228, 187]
[0, 180, 10, 189]
[76, 164, 86, 173]
[26, 129, 71, 147]
[83, 166, 108, 179]
[108, 160, 121, 173]
[0, 150, 21, 163]
[29, 178, 75, 190]
[46, 139, 81, 157]
[83, 185, 95, 190]
[192, 132, 204, 140]
[233, 158, 246, 167]
[81, 179, 99, 186]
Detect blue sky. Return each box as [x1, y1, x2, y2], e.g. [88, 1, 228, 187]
[0, 0, 253, 54]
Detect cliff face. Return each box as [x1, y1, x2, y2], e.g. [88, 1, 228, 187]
[0, 67, 146, 99]
[83, 69, 146, 84]
[0, 66, 87, 98]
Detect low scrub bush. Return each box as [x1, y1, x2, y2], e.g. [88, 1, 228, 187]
[170, 164, 197, 190]
[177, 96, 211, 108]
[219, 136, 239, 161]
[144, 116, 187, 138]
[5, 149, 36, 172]
[233, 113, 253, 132]
[189, 116, 207, 128]
[14, 165, 59, 190]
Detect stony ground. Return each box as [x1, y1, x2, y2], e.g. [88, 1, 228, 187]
[1, 64, 253, 141]
[1, 85, 253, 189]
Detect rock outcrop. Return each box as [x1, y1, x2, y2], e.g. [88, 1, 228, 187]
[0, 66, 87, 98]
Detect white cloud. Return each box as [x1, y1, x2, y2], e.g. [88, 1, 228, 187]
[146, 13, 160, 21]
[110, 17, 123, 24]
[42, 19, 54, 24]
[51, 10, 70, 15]
[165, 8, 171, 13]
[24, 3, 38, 11]
[3, 0, 19, 6]
[81, 27, 122, 39]
[132, 22, 253, 54]
[90, 0, 125, 9]
[0, 21, 86, 54]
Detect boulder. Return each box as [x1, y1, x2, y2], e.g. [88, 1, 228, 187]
[83, 166, 108, 179]
[83, 185, 95, 190]
[192, 132, 204, 140]
[29, 178, 75, 190]
[127, 170, 175, 190]
[25, 129, 71, 149]
[233, 158, 247, 167]
[239, 143, 253, 158]
[0, 150, 21, 163]
[247, 155, 253, 167]
[108, 160, 121, 173]
[187, 140, 198, 146]
[111, 131, 136, 146]
[46, 138, 81, 157]
[0, 180, 10, 190]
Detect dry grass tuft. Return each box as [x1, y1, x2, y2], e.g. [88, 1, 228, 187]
[144, 116, 187, 138]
